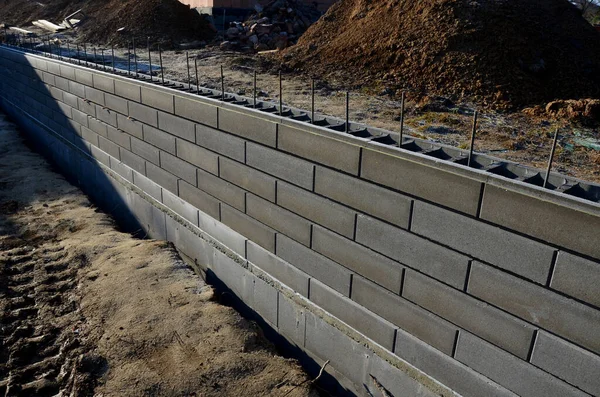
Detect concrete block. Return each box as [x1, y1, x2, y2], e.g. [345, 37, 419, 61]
[80, 126, 99, 146]
[196, 124, 245, 162]
[366, 354, 439, 397]
[480, 185, 600, 260]
[90, 145, 110, 166]
[56, 102, 72, 119]
[394, 328, 516, 397]
[221, 204, 276, 252]
[165, 216, 214, 271]
[84, 86, 105, 105]
[455, 331, 587, 397]
[353, 275, 457, 355]
[197, 210, 246, 257]
[220, 158, 276, 202]
[133, 171, 162, 201]
[69, 80, 85, 98]
[252, 277, 278, 326]
[176, 138, 218, 175]
[62, 91, 79, 109]
[116, 113, 143, 140]
[356, 214, 470, 289]
[218, 108, 277, 147]
[162, 188, 198, 226]
[178, 180, 220, 220]
[109, 157, 133, 182]
[93, 74, 115, 94]
[131, 136, 160, 165]
[104, 93, 128, 115]
[42, 71, 55, 86]
[551, 252, 600, 308]
[98, 135, 121, 160]
[310, 278, 396, 350]
[106, 125, 131, 150]
[277, 181, 356, 239]
[120, 147, 147, 175]
[468, 261, 600, 355]
[361, 148, 483, 216]
[531, 331, 600, 396]
[276, 234, 352, 296]
[46, 60, 61, 76]
[160, 151, 197, 185]
[48, 85, 62, 101]
[312, 225, 404, 293]
[88, 117, 108, 137]
[412, 201, 555, 284]
[146, 162, 179, 195]
[278, 124, 361, 175]
[315, 166, 412, 229]
[174, 95, 218, 128]
[65, 118, 81, 136]
[75, 69, 93, 86]
[403, 269, 536, 359]
[115, 80, 141, 102]
[197, 167, 245, 211]
[54, 75, 70, 92]
[158, 110, 195, 141]
[143, 124, 176, 154]
[246, 142, 314, 190]
[277, 295, 306, 347]
[246, 241, 309, 296]
[59, 64, 76, 80]
[141, 86, 174, 113]
[77, 97, 96, 118]
[129, 101, 158, 127]
[129, 192, 167, 240]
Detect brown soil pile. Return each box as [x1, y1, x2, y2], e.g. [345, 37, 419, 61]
[282, 0, 600, 109]
[0, 0, 215, 46]
[0, 113, 315, 396]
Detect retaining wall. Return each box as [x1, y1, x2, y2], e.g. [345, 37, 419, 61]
[0, 45, 599, 397]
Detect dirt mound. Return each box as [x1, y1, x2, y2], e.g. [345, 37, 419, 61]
[0, 0, 215, 46]
[282, 0, 600, 109]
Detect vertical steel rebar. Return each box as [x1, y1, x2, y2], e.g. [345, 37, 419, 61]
[279, 70, 283, 115]
[159, 44, 164, 84]
[345, 91, 349, 133]
[186, 51, 191, 90]
[221, 65, 224, 101]
[133, 38, 138, 78]
[111, 45, 115, 72]
[127, 41, 131, 75]
[467, 110, 478, 167]
[77, 44, 81, 65]
[195, 57, 199, 93]
[83, 43, 87, 66]
[67, 42, 70, 59]
[544, 128, 560, 189]
[93, 47, 97, 68]
[253, 70, 257, 108]
[399, 91, 405, 146]
[311, 78, 315, 124]
[147, 37, 152, 81]
[101, 49, 105, 70]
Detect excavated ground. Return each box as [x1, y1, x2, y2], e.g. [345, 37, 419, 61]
[0, 112, 316, 397]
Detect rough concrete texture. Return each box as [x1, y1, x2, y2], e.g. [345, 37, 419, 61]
[220, 203, 276, 253]
[220, 158, 277, 202]
[551, 251, 600, 308]
[174, 95, 218, 128]
[246, 142, 315, 190]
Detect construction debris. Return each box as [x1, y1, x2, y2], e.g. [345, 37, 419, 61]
[8, 26, 34, 36]
[32, 19, 66, 32]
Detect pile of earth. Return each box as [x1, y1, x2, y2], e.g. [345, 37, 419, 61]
[281, 0, 600, 110]
[0, 0, 216, 46]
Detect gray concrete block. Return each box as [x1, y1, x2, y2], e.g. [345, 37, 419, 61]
[104, 93, 128, 115]
[176, 138, 218, 175]
[109, 157, 133, 182]
[468, 261, 600, 355]
[75, 69, 93, 86]
[196, 124, 245, 162]
[218, 108, 277, 147]
[277, 181, 355, 239]
[178, 180, 220, 220]
[133, 171, 162, 202]
[219, 158, 276, 202]
[551, 252, 600, 308]
[197, 210, 246, 257]
[129, 191, 167, 240]
[246, 241, 309, 296]
[246, 193, 311, 246]
[165, 216, 214, 271]
[312, 225, 404, 293]
[278, 124, 361, 175]
[98, 135, 121, 160]
[69, 80, 85, 98]
[531, 331, 600, 396]
[59, 64, 76, 80]
[46, 60, 61, 76]
[276, 234, 352, 296]
[315, 166, 412, 229]
[116, 113, 144, 140]
[129, 101, 158, 127]
[85, 86, 105, 105]
[197, 167, 245, 211]
[56, 102, 72, 119]
[77, 97, 96, 118]
[120, 147, 146, 175]
[48, 85, 63, 101]
[455, 331, 588, 397]
[162, 188, 199, 226]
[62, 91, 79, 109]
[146, 162, 179, 194]
[356, 214, 470, 289]
[141, 86, 174, 113]
[106, 126, 131, 150]
[366, 354, 439, 397]
[412, 201, 556, 284]
[277, 295, 306, 347]
[310, 278, 396, 350]
[252, 277, 278, 326]
[403, 269, 536, 359]
[394, 328, 517, 397]
[54, 75, 70, 92]
[115, 80, 141, 102]
[361, 148, 483, 216]
[158, 110, 195, 142]
[93, 74, 115, 94]
[131, 136, 160, 165]
[143, 124, 176, 154]
[80, 126, 99, 146]
[480, 185, 600, 261]
[221, 203, 276, 252]
[174, 95, 218, 128]
[353, 275, 457, 356]
[89, 145, 110, 166]
[88, 117, 108, 137]
[246, 142, 314, 190]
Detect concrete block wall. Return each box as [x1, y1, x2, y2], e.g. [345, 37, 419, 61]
[1, 46, 599, 397]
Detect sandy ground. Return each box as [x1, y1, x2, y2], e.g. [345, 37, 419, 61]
[0, 112, 316, 396]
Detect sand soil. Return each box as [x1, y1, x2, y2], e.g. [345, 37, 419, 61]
[0, 112, 316, 397]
